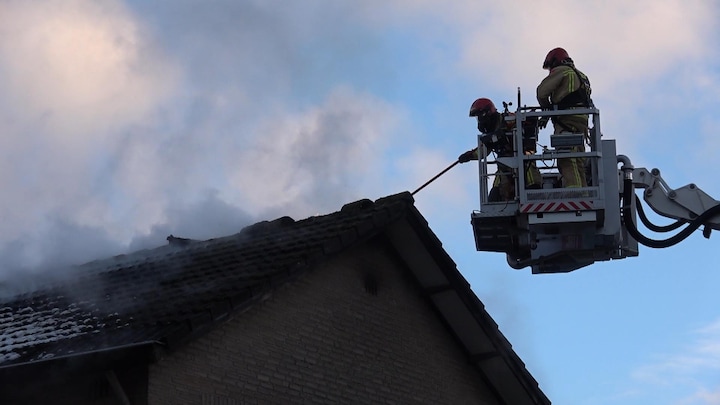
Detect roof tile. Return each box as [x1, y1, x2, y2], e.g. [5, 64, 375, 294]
[0, 192, 549, 404]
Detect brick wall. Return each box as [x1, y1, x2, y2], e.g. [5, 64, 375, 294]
[148, 240, 499, 404]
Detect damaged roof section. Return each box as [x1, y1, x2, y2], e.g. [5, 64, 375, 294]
[0, 192, 549, 404]
[0, 194, 409, 368]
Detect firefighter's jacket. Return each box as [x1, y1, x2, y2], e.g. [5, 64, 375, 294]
[537, 65, 579, 107]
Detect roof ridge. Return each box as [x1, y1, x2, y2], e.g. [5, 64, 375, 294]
[239, 216, 295, 237]
[1, 193, 417, 301]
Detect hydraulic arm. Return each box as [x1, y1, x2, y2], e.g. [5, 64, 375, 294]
[618, 158, 720, 249]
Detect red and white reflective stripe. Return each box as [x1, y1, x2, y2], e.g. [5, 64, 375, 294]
[520, 201, 593, 213]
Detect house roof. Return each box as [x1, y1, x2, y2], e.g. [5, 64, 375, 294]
[0, 192, 550, 404]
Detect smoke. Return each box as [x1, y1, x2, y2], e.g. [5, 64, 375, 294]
[628, 317, 720, 404]
[0, 0, 410, 290]
[0, 0, 718, 293]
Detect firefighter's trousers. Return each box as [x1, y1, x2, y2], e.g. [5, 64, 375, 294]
[553, 115, 588, 188]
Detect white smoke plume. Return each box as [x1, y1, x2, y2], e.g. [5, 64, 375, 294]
[0, 0, 409, 289]
[0, 0, 718, 295]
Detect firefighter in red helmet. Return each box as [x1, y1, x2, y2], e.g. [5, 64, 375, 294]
[458, 98, 541, 201]
[537, 47, 593, 188]
[468, 98, 500, 133]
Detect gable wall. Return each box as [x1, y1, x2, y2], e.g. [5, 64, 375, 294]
[148, 239, 499, 404]
[0, 363, 148, 405]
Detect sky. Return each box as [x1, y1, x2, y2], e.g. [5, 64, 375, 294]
[0, 0, 719, 403]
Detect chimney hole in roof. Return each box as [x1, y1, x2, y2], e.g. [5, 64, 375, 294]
[363, 274, 378, 296]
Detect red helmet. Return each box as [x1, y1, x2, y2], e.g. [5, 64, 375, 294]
[543, 47, 570, 70]
[469, 98, 497, 117]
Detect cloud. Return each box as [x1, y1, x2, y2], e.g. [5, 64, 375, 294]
[630, 318, 720, 404]
[679, 389, 720, 405]
[377, 0, 720, 161]
[383, 0, 716, 88]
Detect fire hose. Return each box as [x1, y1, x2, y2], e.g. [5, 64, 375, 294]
[411, 160, 460, 196]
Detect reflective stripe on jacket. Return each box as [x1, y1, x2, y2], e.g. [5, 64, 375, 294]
[536, 65, 581, 108]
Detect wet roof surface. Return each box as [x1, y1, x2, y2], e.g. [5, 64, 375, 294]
[0, 192, 549, 404]
[0, 194, 409, 367]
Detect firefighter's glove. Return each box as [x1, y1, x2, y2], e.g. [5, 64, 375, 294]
[538, 117, 549, 129]
[458, 149, 476, 163]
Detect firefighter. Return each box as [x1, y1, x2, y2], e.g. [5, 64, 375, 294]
[458, 98, 541, 202]
[536, 47, 592, 188]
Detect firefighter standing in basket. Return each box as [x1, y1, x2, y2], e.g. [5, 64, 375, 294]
[458, 98, 542, 202]
[536, 47, 593, 188]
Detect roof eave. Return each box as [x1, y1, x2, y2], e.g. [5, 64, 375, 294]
[0, 340, 160, 384]
[383, 202, 551, 405]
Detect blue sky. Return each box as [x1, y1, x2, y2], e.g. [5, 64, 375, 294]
[0, 1, 719, 403]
